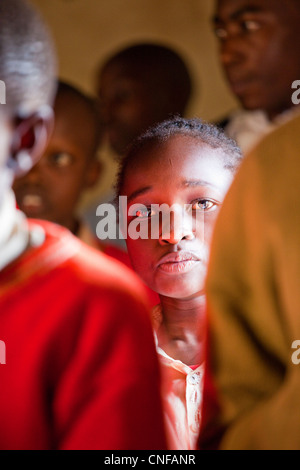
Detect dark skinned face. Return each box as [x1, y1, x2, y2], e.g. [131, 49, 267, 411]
[214, 0, 300, 119]
[121, 135, 233, 300]
[97, 62, 171, 157]
[13, 94, 100, 233]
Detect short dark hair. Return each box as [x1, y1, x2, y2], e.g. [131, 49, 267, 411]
[116, 117, 243, 197]
[56, 80, 103, 157]
[98, 43, 193, 116]
[0, 0, 57, 116]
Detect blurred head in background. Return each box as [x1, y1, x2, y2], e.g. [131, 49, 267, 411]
[213, 0, 300, 119]
[13, 80, 102, 233]
[96, 43, 193, 157]
[0, 0, 56, 207]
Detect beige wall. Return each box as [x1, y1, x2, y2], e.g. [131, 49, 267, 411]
[31, 0, 239, 207]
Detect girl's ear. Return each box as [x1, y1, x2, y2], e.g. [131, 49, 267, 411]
[8, 105, 54, 177]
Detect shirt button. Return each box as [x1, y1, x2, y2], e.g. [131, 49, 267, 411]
[188, 373, 201, 385]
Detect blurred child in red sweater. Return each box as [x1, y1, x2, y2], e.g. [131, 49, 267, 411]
[0, 0, 166, 450]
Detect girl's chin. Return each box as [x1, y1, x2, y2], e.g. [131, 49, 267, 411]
[156, 284, 205, 300]
[139, 269, 206, 301]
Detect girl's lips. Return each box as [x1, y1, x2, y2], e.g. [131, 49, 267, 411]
[156, 251, 202, 274]
[157, 259, 199, 274]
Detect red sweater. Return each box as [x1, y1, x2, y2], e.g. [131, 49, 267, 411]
[0, 220, 167, 450]
[103, 244, 160, 307]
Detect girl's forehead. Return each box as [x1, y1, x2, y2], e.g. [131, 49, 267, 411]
[123, 135, 232, 195]
[128, 136, 227, 179]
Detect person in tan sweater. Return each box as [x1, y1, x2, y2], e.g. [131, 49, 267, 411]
[199, 114, 300, 450]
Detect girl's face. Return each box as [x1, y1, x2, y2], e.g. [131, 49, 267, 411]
[122, 135, 233, 300]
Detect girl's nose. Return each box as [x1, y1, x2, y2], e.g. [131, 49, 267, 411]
[158, 207, 195, 246]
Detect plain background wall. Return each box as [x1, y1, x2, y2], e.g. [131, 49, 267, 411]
[31, 0, 239, 207]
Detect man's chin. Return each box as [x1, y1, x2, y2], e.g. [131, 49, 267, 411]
[236, 92, 269, 114]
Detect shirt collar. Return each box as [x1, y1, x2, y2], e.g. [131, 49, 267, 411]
[152, 304, 203, 375]
[226, 106, 300, 155]
[0, 190, 30, 271]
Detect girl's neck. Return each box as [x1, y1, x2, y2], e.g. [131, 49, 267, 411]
[157, 294, 206, 366]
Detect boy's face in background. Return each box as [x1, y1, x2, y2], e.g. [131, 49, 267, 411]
[13, 93, 100, 232]
[214, 0, 300, 119]
[97, 62, 167, 157]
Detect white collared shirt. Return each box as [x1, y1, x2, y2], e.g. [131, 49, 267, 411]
[0, 190, 44, 271]
[225, 106, 300, 155]
[152, 305, 204, 450]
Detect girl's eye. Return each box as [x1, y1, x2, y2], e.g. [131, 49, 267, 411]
[135, 207, 155, 218]
[49, 152, 74, 168]
[192, 199, 216, 211]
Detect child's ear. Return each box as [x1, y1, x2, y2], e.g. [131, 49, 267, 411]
[9, 105, 54, 177]
[84, 159, 103, 188]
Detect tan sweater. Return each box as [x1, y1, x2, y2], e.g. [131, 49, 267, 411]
[199, 115, 300, 450]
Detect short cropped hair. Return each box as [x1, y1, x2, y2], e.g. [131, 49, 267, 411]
[0, 0, 57, 116]
[98, 43, 193, 116]
[56, 80, 103, 157]
[116, 117, 243, 197]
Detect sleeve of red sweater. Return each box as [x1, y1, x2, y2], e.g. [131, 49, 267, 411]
[53, 285, 167, 450]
